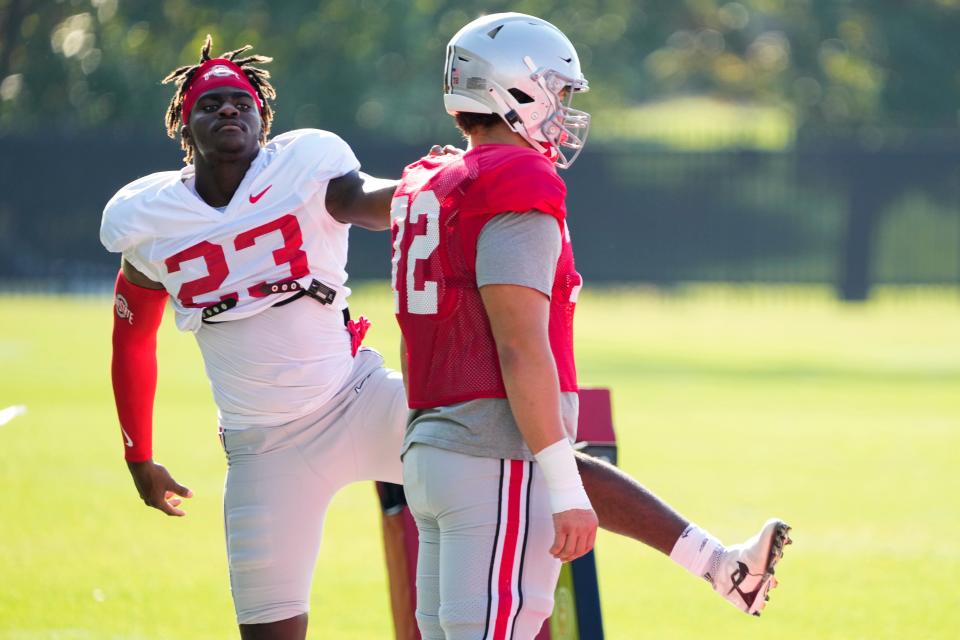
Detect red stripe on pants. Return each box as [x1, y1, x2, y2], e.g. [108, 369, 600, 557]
[492, 459, 525, 640]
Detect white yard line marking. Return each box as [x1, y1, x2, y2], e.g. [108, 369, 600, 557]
[0, 405, 27, 426]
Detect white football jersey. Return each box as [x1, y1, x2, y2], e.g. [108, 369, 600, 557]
[101, 128, 359, 331]
[100, 129, 363, 429]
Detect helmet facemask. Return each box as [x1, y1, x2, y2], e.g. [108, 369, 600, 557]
[523, 59, 590, 169]
[469, 57, 591, 169]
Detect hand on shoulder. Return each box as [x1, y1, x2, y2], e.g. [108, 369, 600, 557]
[429, 144, 464, 156]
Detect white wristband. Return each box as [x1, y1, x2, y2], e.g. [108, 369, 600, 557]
[534, 438, 593, 514]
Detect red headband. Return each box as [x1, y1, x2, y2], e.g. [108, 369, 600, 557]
[180, 58, 263, 124]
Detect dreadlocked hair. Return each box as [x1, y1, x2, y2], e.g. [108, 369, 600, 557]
[161, 34, 276, 164]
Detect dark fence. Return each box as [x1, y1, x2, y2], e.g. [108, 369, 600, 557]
[1, 130, 958, 299]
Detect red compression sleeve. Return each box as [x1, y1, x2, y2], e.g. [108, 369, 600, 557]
[111, 270, 168, 462]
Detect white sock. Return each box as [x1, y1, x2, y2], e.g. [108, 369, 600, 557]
[669, 524, 725, 583]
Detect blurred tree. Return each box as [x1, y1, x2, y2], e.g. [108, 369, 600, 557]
[2, 0, 959, 138]
[629, 1, 960, 300]
[2, 0, 957, 300]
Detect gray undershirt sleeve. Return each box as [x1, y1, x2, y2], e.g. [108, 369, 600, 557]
[475, 212, 562, 296]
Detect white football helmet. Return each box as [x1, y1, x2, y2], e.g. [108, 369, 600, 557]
[443, 12, 591, 169]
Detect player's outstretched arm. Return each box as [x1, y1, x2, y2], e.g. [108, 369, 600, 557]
[326, 170, 398, 231]
[112, 260, 192, 517]
[325, 146, 464, 230]
[480, 283, 598, 562]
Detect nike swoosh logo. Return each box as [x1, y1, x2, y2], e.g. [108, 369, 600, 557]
[249, 185, 272, 204]
[354, 373, 373, 394]
[121, 427, 134, 447]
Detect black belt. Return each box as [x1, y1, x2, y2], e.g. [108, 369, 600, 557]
[201, 278, 347, 324]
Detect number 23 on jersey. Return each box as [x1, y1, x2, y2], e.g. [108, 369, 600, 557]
[164, 213, 309, 308]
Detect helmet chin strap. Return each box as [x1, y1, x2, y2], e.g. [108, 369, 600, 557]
[486, 84, 552, 158]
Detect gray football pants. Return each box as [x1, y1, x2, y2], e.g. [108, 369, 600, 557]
[403, 444, 561, 640]
[221, 349, 407, 624]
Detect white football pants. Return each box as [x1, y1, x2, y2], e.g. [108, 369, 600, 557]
[221, 348, 407, 624]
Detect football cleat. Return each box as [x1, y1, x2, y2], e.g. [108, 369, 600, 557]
[706, 518, 792, 616]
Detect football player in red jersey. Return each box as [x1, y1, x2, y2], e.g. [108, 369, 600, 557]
[391, 13, 792, 638]
[102, 30, 788, 640]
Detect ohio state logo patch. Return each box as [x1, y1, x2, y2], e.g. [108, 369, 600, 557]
[203, 65, 239, 81]
[115, 294, 134, 325]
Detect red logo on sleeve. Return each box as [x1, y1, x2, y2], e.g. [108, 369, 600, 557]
[115, 294, 134, 325]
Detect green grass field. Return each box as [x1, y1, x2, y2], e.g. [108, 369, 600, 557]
[1, 285, 958, 639]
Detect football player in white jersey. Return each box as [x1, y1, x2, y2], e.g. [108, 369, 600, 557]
[101, 38, 410, 639]
[102, 36, 790, 640]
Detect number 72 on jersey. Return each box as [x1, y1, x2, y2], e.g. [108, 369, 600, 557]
[391, 191, 441, 315]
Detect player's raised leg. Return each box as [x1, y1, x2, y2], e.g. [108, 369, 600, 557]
[576, 452, 687, 554]
[225, 348, 394, 637]
[346, 350, 408, 485]
[223, 423, 334, 639]
[576, 452, 791, 615]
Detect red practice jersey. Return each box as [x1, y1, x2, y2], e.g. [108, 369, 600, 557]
[391, 144, 582, 409]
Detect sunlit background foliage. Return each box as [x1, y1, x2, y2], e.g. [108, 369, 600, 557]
[3, 0, 960, 146]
